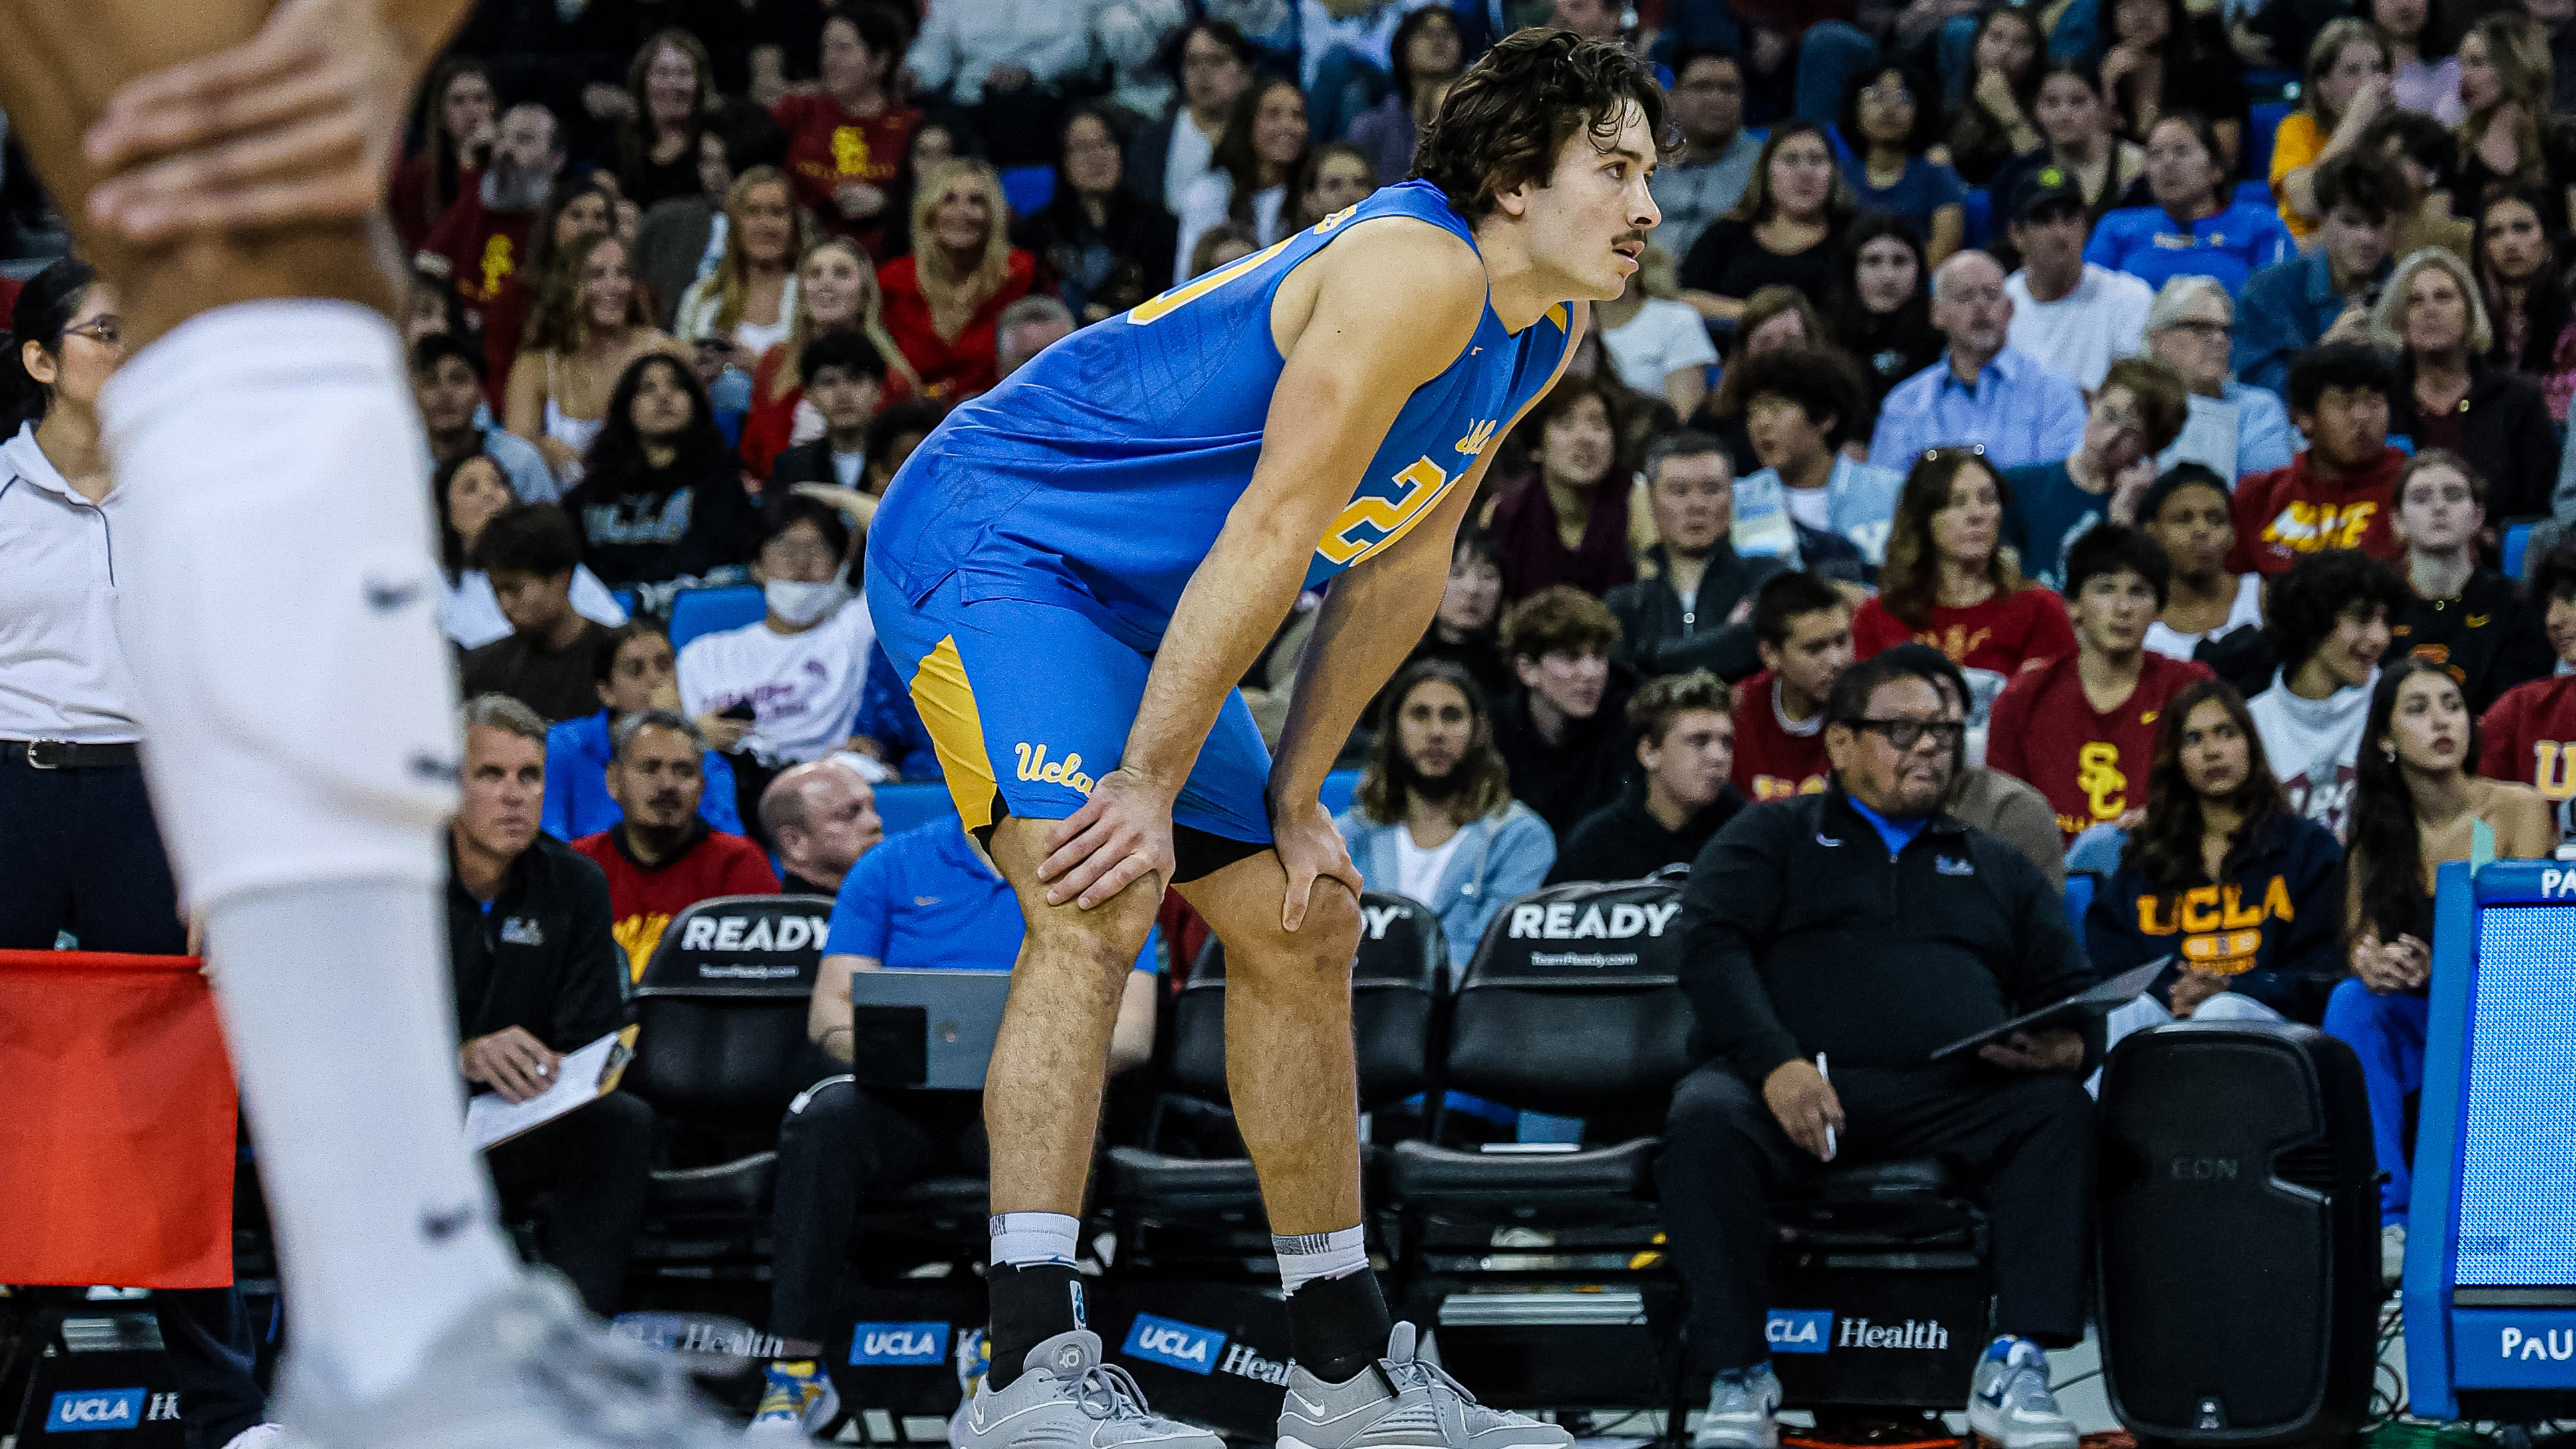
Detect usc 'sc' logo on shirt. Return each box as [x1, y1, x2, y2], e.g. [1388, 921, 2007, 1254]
[2077, 741, 2128, 819]
[831, 126, 870, 176]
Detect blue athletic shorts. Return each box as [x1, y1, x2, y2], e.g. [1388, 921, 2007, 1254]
[866, 571, 1276, 876]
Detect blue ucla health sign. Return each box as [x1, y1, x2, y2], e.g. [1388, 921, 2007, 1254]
[1766, 1309, 1833, 1354]
[1122, 1313, 1226, 1375]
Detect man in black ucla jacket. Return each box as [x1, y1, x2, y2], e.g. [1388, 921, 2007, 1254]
[1665, 652, 2100, 1449]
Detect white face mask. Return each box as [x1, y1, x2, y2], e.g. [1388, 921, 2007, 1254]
[765, 577, 847, 626]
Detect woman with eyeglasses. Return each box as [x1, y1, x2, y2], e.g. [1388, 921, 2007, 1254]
[0, 257, 275, 1446]
[1836, 63, 1967, 264]
[1852, 446, 2077, 689]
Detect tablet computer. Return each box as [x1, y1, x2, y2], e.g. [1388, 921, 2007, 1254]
[848, 968, 1014, 1089]
[1926, 958, 2169, 1063]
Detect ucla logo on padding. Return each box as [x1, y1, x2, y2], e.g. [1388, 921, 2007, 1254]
[48, 1388, 146, 1432]
[1765, 1309, 1833, 1355]
[850, 1321, 950, 1365]
[1121, 1313, 1227, 1375]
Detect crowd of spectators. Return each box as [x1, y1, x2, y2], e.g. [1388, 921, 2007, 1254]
[27, 0, 2576, 1436]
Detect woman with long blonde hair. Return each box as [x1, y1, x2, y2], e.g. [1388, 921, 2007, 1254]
[676, 166, 810, 410]
[741, 238, 923, 480]
[506, 231, 689, 480]
[876, 158, 1035, 402]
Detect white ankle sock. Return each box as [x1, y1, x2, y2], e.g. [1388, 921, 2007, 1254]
[989, 1212, 1082, 1267]
[207, 881, 517, 1400]
[1273, 1226, 1368, 1293]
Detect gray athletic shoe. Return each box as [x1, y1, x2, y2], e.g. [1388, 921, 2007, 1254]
[949, 1331, 1221, 1449]
[273, 1273, 739, 1449]
[1965, 1337, 2077, 1449]
[1692, 1365, 1781, 1449]
[1276, 1323, 1571, 1449]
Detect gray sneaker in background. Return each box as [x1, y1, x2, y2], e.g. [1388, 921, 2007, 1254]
[1966, 1337, 2078, 1449]
[949, 1330, 1222, 1449]
[274, 1272, 741, 1449]
[1277, 1323, 1571, 1449]
[1692, 1364, 1781, 1449]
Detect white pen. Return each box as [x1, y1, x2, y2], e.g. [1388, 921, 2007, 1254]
[1816, 1052, 1837, 1160]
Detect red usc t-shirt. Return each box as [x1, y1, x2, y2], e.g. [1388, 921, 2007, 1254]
[2480, 672, 2576, 832]
[1730, 669, 1833, 803]
[573, 825, 781, 981]
[774, 94, 920, 255]
[1851, 587, 2077, 678]
[1986, 651, 2214, 842]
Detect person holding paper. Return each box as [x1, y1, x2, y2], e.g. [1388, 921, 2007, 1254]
[1664, 649, 2101, 1449]
[446, 694, 653, 1319]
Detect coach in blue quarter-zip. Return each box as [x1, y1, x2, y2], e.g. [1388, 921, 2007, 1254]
[1662, 648, 2101, 1449]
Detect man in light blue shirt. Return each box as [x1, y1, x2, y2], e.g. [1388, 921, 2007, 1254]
[1868, 251, 2089, 473]
[2144, 275, 2299, 483]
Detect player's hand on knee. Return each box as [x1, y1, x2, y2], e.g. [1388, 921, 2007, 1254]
[1271, 799, 1362, 934]
[84, 0, 412, 241]
[1039, 768, 1176, 910]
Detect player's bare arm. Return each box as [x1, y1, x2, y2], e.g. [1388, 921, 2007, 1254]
[1263, 308, 1583, 929]
[1035, 220, 1491, 911]
[82, 0, 476, 243]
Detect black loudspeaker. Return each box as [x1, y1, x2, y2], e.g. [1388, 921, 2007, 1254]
[2095, 1021, 2381, 1446]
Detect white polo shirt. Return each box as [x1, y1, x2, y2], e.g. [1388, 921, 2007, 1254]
[0, 422, 143, 743]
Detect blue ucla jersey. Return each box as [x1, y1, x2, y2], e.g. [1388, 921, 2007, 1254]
[866, 178, 1574, 650]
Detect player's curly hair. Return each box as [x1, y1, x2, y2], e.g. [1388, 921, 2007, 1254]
[1412, 29, 1670, 222]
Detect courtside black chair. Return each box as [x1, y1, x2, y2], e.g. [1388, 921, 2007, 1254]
[1378, 876, 1694, 1410]
[1102, 890, 1448, 1274]
[623, 893, 835, 1278]
[1386, 877, 1694, 1230]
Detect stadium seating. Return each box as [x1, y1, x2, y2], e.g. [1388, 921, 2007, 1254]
[2247, 100, 2293, 183]
[2506, 521, 2535, 580]
[669, 585, 767, 651]
[1000, 165, 1057, 219]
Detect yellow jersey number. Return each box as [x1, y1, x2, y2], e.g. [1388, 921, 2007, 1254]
[1126, 203, 1443, 571]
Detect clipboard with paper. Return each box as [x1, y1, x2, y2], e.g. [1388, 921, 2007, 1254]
[465, 1025, 640, 1151]
[1926, 959, 2168, 1063]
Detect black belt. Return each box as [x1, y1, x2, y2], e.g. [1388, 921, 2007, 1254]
[3, 739, 142, 769]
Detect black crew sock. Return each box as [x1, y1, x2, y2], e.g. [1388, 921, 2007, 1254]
[1286, 1266, 1394, 1384]
[986, 1262, 1087, 1390]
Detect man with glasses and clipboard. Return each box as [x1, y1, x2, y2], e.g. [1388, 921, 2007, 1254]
[1658, 648, 2106, 1449]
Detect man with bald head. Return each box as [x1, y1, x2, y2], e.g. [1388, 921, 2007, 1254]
[1868, 251, 2089, 473]
[762, 760, 886, 897]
